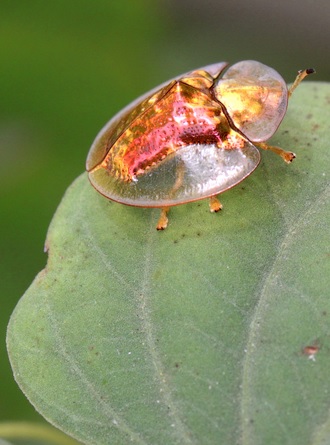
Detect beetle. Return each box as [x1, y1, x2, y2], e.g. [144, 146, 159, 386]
[86, 60, 314, 230]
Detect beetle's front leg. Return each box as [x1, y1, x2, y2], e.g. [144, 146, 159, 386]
[256, 142, 296, 164]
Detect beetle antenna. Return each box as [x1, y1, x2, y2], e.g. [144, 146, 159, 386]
[288, 68, 316, 97]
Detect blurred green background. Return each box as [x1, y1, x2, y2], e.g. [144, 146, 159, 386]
[1, 0, 329, 425]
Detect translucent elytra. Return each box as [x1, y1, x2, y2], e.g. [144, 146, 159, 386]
[88, 141, 260, 207]
[86, 60, 289, 208]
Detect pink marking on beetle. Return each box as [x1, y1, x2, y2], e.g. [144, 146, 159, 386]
[120, 82, 225, 178]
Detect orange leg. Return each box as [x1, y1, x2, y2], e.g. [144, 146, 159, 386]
[156, 207, 170, 230]
[209, 195, 223, 213]
[256, 68, 315, 163]
[155, 161, 185, 230]
[255, 142, 296, 164]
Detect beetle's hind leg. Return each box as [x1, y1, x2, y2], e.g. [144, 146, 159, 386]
[155, 160, 185, 230]
[155, 163, 224, 230]
[255, 142, 296, 164]
[156, 207, 170, 230]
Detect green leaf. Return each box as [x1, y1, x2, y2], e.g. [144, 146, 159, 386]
[7, 83, 330, 445]
[0, 422, 81, 445]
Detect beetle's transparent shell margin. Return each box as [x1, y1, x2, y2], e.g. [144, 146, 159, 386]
[86, 60, 290, 208]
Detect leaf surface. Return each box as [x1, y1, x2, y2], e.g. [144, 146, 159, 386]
[7, 83, 330, 445]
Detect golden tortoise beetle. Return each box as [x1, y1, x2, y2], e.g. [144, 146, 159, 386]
[86, 60, 314, 230]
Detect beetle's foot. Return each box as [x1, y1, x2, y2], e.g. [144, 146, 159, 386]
[209, 195, 222, 213]
[256, 142, 296, 164]
[281, 150, 296, 163]
[156, 207, 169, 230]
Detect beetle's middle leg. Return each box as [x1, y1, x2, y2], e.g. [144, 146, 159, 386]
[209, 195, 222, 213]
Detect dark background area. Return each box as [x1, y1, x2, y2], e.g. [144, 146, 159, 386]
[1, 0, 329, 424]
